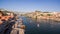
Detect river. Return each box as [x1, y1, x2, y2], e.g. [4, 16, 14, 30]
[19, 16, 60, 34]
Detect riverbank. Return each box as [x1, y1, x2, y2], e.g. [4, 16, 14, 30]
[0, 10, 25, 34]
[25, 16, 60, 22]
[22, 11, 60, 22]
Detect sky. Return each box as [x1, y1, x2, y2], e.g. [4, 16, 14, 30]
[0, 0, 60, 12]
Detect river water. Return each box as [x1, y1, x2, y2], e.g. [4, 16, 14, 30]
[19, 16, 60, 34]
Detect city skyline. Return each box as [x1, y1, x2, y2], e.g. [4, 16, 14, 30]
[0, 0, 60, 12]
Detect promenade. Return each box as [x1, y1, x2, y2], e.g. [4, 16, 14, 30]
[0, 11, 25, 34]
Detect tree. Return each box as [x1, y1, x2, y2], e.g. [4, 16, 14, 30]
[47, 14, 52, 16]
[40, 14, 44, 16]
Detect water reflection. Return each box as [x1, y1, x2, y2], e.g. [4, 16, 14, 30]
[37, 24, 40, 27]
[19, 16, 60, 34]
